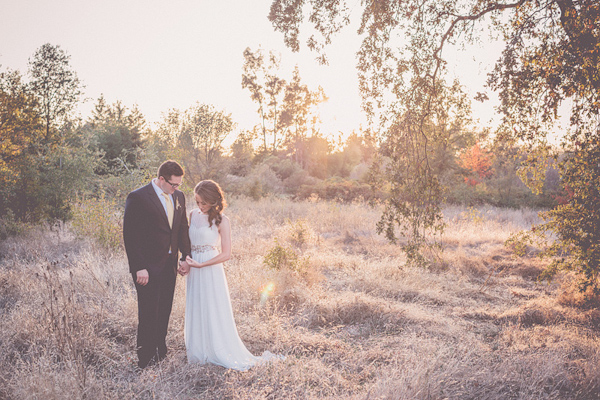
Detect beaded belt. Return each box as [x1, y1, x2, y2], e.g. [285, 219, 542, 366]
[191, 244, 218, 253]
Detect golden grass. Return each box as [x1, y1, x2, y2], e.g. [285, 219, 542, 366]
[0, 197, 599, 399]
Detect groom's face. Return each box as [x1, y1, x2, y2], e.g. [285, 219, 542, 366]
[158, 175, 183, 195]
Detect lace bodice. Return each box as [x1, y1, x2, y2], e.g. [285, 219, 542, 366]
[189, 210, 220, 250]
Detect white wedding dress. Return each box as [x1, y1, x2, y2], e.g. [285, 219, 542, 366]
[185, 209, 280, 371]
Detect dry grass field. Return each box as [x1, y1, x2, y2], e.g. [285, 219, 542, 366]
[1, 197, 600, 399]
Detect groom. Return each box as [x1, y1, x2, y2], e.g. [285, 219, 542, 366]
[123, 160, 191, 369]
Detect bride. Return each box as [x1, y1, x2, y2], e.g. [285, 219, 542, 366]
[178, 180, 280, 370]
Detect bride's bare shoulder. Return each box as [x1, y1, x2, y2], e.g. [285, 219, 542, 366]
[219, 214, 231, 228]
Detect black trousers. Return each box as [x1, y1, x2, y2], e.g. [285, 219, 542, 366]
[133, 259, 177, 368]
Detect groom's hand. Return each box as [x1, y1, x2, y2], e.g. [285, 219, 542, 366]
[178, 260, 190, 276]
[136, 269, 149, 286]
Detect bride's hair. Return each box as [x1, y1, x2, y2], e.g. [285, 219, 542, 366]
[194, 180, 227, 227]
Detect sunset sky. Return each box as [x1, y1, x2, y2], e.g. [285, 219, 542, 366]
[1, 0, 504, 143]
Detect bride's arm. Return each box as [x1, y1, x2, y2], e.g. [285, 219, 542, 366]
[186, 215, 231, 268]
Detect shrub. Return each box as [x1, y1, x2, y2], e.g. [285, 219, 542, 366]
[282, 169, 317, 195]
[296, 177, 384, 203]
[71, 194, 123, 250]
[1, 144, 100, 224]
[247, 179, 264, 200]
[0, 210, 30, 240]
[505, 230, 536, 258]
[459, 207, 485, 225]
[93, 167, 152, 201]
[536, 137, 600, 292]
[349, 162, 371, 181]
[263, 238, 309, 273]
[223, 163, 283, 199]
[270, 158, 301, 180]
[286, 218, 314, 249]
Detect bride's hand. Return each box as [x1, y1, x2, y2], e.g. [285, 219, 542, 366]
[186, 255, 201, 268]
[178, 260, 190, 276]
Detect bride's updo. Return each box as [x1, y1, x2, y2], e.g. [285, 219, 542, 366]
[194, 180, 227, 227]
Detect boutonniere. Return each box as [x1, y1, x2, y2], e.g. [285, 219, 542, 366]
[175, 197, 181, 210]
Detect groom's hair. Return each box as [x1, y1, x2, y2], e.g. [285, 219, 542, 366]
[157, 160, 184, 179]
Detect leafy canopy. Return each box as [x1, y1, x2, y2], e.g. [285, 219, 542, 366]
[268, 0, 600, 274]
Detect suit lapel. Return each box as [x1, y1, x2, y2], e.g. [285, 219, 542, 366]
[145, 183, 171, 229]
[172, 191, 182, 228]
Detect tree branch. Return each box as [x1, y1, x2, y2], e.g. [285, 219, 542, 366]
[434, 0, 529, 64]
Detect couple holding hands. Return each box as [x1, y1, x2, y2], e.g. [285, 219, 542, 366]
[123, 160, 279, 370]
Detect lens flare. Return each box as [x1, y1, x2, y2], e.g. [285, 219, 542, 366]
[260, 282, 275, 305]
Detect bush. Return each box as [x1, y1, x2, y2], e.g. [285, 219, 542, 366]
[0, 210, 30, 241]
[505, 230, 536, 258]
[444, 176, 556, 208]
[263, 238, 309, 273]
[349, 162, 371, 181]
[92, 168, 152, 201]
[269, 158, 300, 180]
[296, 177, 384, 203]
[282, 169, 318, 195]
[285, 218, 315, 249]
[71, 194, 123, 250]
[536, 137, 600, 292]
[223, 163, 284, 199]
[1, 144, 100, 224]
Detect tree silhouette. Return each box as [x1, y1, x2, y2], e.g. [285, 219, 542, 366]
[158, 103, 235, 182]
[280, 66, 327, 165]
[86, 96, 146, 172]
[242, 48, 286, 153]
[28, 43, 82, 143]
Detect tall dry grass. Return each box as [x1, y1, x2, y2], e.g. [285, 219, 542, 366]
[0, 197, 599, 399]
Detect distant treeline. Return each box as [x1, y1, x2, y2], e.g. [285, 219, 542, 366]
[1, 44, 561, 237]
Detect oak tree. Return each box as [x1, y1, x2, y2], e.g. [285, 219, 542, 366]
[269, 0, 600, 276]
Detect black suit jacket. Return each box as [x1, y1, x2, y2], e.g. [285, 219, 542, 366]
[123, 182, 191, 275]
